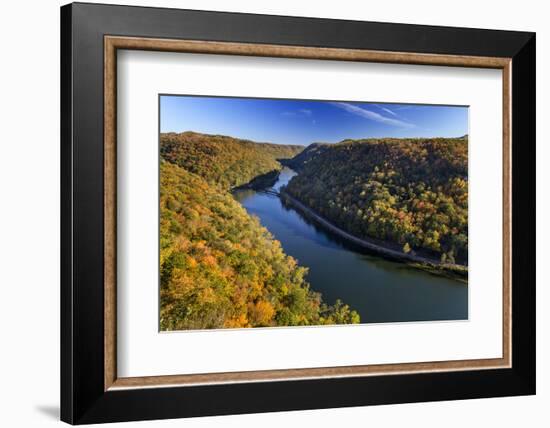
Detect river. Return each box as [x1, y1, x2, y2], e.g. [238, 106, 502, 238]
[233, 167, 468, 324]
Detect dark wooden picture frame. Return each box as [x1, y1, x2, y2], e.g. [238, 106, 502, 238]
[61, 2, 535, 424]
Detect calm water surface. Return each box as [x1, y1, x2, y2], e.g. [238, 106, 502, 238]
[233, 167, 468, 323]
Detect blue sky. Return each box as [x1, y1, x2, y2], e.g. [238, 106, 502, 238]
[160, 95, 468, 146]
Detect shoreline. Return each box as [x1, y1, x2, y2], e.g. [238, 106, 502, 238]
[279, 190, 468, 278]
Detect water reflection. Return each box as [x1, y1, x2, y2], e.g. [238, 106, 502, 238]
[234, 167, 468, 323]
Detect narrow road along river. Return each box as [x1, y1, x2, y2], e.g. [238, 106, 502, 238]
[233, 167, 468, 324]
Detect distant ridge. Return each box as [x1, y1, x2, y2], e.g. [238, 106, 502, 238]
[280, 142, 330, 171]
[160, 131, 303, 190]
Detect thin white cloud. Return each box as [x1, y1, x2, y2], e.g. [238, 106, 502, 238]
[394, 105, 414, 111]
[331, 102, 415, 128]
[378, 105, 398, 117]
[282, 109, 314, 119]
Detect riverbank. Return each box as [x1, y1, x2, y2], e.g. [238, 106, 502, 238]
[232, 169, 281, 191]
[234, 168, 468, 322]
[279, 190, 468, 279]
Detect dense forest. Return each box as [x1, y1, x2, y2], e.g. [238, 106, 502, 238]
[284, 137, 468, 264]
[280, 142, 330, 170]
[160, 131, 303, 190]
[160, 133, 359, 330]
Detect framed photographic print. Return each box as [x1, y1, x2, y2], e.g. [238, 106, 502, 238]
[60, 2, 536, 424]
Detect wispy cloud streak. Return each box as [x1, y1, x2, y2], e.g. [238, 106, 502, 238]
[282, 109, 313, 118]
[374, 104, 398, 117]
[282, 108, 316, 124]
[331, 102, 414, 128]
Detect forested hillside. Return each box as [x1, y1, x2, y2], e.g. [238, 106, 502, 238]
[160, 161, 359, 330]
[284, 137, 468, 264]
[280, 142, 330, 170]
[160, 132, 303, 190]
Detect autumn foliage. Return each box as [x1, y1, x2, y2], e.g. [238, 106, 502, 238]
[160, 133, 360, 330]
[160, 131, 303, 190]
[285, 137, 469, 264]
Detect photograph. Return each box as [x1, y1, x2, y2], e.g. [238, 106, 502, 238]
[55, 2, 536, 424]
[159, 95, 469, 331]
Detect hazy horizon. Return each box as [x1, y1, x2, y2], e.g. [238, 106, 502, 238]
[160, 95, 468, 146]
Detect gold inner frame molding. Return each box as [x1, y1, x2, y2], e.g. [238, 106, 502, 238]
[104, 35, 512, 391]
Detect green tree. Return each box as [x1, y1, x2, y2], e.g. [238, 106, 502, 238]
[285, 137, 468, 265]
